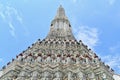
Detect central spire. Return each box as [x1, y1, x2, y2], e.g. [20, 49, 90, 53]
[46, 5, 76, 40]
[55, 5, 67, 19]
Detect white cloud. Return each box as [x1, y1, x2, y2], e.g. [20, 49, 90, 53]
[102, 43, 120, 74]
[0, 2, 28, 38]
[75, 26, 99, 49]
[101, 54, 120, 74]
[8, 22, 16, 38]
[102, 55, 120, 67]
[6, 5, 23, 24]
[109, 43, 120, 53]
[0, 3, 17, 38]
[107, 0, 116, 5]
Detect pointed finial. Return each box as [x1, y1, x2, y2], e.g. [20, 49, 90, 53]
[55, 5, 66, 19]
[59, 5, 62, 8]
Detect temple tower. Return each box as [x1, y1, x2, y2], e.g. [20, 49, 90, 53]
[46, 5, 75, 40]
[0, 6, 114, 80]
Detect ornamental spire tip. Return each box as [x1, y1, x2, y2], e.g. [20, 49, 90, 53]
[56, 5, 66, 18]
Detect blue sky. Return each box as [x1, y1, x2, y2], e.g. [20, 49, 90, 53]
[0, 0, 120, 74]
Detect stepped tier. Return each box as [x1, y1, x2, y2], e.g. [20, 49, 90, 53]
[0, 39, 114, 80]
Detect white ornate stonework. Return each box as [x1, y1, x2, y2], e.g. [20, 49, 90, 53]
[0, 5, 114, 80]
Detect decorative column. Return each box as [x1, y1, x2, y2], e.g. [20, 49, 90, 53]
[31, 71, 40, 80]
[54, 71, 63, 80]
[68, 71, 74, 80]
